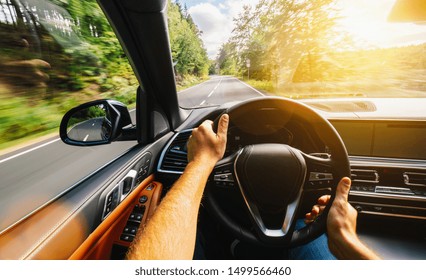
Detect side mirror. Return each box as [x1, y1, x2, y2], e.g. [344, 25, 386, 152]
[60, 99, 136, 146]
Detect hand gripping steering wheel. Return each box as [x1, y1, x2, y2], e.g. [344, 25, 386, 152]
[207, 97, 350, 247]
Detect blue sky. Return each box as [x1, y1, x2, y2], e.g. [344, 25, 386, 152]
[178, 0, 259, 58]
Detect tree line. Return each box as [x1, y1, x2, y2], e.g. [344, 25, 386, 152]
[215, 0, 426, 98]
[0, 0, 209, 146]
[168, 0, 210, 80]
[216, 0, 343, 82]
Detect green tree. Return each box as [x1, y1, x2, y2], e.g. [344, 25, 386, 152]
[216, 42, 239, 75]
[168, 1, 209, 78]
[220, 0, 347, 84]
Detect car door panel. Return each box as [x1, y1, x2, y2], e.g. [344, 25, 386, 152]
[0, 132, 173, 259]
[69, 177, 163, 260]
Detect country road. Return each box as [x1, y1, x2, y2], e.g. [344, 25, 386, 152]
[0, 76, 263, 233]
[178, 75, 264, 108]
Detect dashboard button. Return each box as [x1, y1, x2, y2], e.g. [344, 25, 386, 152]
[120, 234, 134, 242]
[139, 195, 148, 204]
[354, 205, 362, 212]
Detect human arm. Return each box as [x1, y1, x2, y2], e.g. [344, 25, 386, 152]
[327, 177, 380, 259]
[126, 114, 229, 259]
[305, 177, 380, 260]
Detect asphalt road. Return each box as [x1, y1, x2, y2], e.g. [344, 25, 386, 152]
[178, 75, 264, 108]
[68, 117, 108, 142]
[0, 76, 263, 233]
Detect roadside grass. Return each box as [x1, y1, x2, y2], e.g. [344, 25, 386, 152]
[0, 129, 58, 155]
[0, 74, 202, 153]
[241, 78, 275, 94]
[241, 77, 426, 99]
[0, 84, 137, 152]
[176, 74, 209, 92]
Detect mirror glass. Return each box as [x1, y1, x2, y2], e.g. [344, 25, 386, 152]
[66, 104, 112, 142]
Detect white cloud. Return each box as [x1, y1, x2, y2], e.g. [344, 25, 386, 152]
[188, 3, 230, 59]
[188, 0, 259, 59]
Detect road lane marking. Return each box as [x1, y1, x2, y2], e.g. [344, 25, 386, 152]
[0, 138, 61, 164]
[236, 78, 265, 96]
[200, 77, 223, 105]
[0, 108, 137, 164]
[178, 77, 219, 93]
[208, 79, 222, 97]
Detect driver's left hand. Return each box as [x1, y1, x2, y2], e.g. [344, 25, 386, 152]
[187, 113, 229, 167]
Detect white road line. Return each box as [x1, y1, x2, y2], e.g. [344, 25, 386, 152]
[0, 108, 136, 164]
[236, 78, 265, 96]
[0, 138, 61, 164]
[201, 77, 223, 105]
[208, 79, 222, 97]
[83, 135, 89, 142]
[178, 77, 216, 93]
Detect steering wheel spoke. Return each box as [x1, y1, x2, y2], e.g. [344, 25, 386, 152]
[210, 151, 240, 189]
[206, 97, 350, 247]
[302, 152, 336, 190]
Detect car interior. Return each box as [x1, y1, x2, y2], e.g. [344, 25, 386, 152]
[0, 0, 425, 260]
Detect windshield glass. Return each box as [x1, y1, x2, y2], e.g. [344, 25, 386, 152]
[172, 0, 426, 108]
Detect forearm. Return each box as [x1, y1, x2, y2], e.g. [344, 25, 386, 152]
[126, 159, 214, 260]
[329, 232, 380, 260]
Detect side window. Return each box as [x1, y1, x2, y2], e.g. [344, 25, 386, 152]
[0, 0, 138, 232]
[0, 0, 138, 148]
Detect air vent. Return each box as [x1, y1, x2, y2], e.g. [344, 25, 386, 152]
[404, 172, 426, 186]
[158, 130, 192, 174]
[351, 169, 379, 183]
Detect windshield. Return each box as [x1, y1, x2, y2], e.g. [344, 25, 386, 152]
[172, 0, 426, 108]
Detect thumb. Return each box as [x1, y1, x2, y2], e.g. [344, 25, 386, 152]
[217, 114, 229, 139]
[335, 177, 351, 203]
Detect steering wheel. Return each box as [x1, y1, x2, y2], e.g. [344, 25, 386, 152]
[206, 97, 350, 247]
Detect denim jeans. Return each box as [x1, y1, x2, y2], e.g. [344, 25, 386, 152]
[194, 219, 336, 260]
[287, 219, 336, 260]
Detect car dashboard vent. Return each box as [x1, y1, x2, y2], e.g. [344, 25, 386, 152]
[404, 172, 426, 186]
[158, 130, 192, 174]
[351, 169, 380, 183]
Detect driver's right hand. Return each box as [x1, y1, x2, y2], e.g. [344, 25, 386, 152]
[305, 177, 380, 259]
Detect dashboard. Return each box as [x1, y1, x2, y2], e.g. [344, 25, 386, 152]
[329, 119, 426, 220]
[158, 99, 426, 219]
[156, 97, 426, 259]
[223, 106, 327, 157]
[332, 120, 426, 160]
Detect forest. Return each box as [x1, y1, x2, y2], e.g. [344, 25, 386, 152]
[216, 0, 426, 99]
[1, 0, 425, 149]
[0, 0, 209, 148]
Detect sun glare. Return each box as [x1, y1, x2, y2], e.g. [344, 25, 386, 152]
[336, 0, 426, 49]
